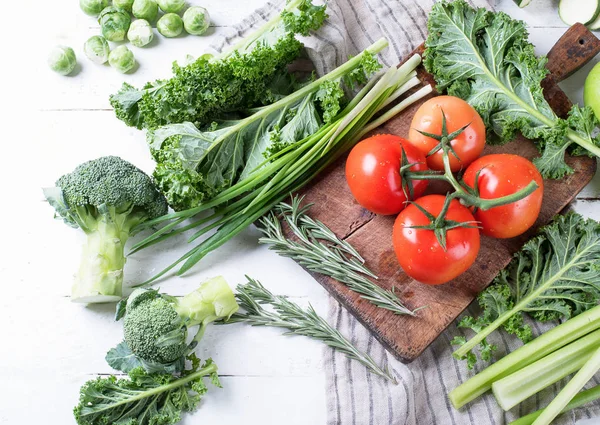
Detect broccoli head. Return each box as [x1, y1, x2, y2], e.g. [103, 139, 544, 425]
[43, 156, 168, 303]
[106, 276, 239, 374]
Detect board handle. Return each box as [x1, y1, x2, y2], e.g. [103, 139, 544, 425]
[546, 23, 600, 82]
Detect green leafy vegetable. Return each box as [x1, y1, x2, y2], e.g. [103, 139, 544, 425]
[106, 277, 239, 374]
[449, 303, 600, 409]
[129, 43, 432, 279]
[452, 213, 600, 368]
[74, 356, 220, 425]
[43, 156, 168, 303]
[259, 196, 420, 315]
[110, 0, 327, 130]
[230, 276, 396, 382]
[425, 0, 600, 178]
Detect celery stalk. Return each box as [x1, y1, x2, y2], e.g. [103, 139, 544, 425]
[531, 346, 600, 425]
[509, 385, 600, 425]
[492, 329, 600, 410]
[449, 304, 600, 409]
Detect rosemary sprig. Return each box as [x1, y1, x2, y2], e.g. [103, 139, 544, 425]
[231, 277, 396, 382]
[258, 195, 419, 316]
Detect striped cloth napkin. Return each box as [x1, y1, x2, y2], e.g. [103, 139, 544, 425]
[212, 1, 600, 423]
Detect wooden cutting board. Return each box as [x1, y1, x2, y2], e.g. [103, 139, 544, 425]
[289, 24, 600, 363]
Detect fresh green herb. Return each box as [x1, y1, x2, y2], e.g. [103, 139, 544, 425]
[530, 346, 600, 425]
[230, 276, 396, 382]
[74, 356, 220, 425]
[129, 44, 431, 280]
[110, 0, 327, 130]
[259, 196, 419, 316]
[106, 277, 239, 374]
[491, 328, 600, 410]
[449, 303, 600, 409]
[510, 385, 600, 425]
[425, 0, 600, 179]
[452, 213, 600, 368]
[43, 156, 168, 303]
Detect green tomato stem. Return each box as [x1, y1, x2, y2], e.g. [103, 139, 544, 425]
[405, 124, 540, 212]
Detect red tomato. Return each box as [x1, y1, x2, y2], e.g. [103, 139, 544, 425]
[407, 96, 486, 172]
[462, 154, 543, 239]
[345, 134, 429, 215]
[392, 195, 480, 285]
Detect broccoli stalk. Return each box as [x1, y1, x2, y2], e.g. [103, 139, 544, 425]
[43, 156, 168, 304]
[106, 276, 239, 374]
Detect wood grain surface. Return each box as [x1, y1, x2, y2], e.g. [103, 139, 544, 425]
[288, 24, 599, 363]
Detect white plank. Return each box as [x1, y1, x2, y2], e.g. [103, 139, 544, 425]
[0, 375, 326, 425]
[5, 1, 600, 425]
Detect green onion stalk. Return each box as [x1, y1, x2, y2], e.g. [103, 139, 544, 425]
[130, 38, 433, 283]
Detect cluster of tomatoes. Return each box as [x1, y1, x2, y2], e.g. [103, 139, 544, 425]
[345, 96, 544, 285]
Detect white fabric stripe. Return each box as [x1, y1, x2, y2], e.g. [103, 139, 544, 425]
[211, 1, 600, 423]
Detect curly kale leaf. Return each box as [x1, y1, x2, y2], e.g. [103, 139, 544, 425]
[110, 0, 327, 130]
[74, 357, 219, 425]
[148, 78, 349, 210]
[425, 0, 600, 179]
[453, 213, 600, 368]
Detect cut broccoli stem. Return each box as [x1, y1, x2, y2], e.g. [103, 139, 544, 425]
[173, 276, 239, 327]
[72, 216, 131, 303]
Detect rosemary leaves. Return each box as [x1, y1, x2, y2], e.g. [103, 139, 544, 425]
[258, 196, 419, 316]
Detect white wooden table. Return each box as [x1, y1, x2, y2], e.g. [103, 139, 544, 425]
[2, 0, 600, 424]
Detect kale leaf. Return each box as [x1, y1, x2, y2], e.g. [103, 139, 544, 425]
[74, 357, 219, 425]
[453, 213, 600, 368]
[425, 0, 600, 179]
[110, 0, 326, 130]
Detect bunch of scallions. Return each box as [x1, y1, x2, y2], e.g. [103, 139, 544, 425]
[131, 38, 432, 282]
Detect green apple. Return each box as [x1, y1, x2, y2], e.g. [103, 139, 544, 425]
[584, 62, 600, 120]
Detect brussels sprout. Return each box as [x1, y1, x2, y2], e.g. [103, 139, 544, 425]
[83, 36, 110, 64]
[157, 0, 185, 13]
[114, 0, 135, 11]
[157, 13, 184, 37]
[80, 0, 108, 16]
[183, 6, 210, 35]
[109, 45, 136, 73]
[132, 0, 158, 22]
[48, 46, 77, 76]
[128, 19, 154, 47]
[98, 6, 132, 41]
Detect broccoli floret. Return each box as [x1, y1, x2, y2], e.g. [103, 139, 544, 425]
[43, 156, 168, 303]
[124, 296, 187, 364]
[107, 276, 239, 373]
